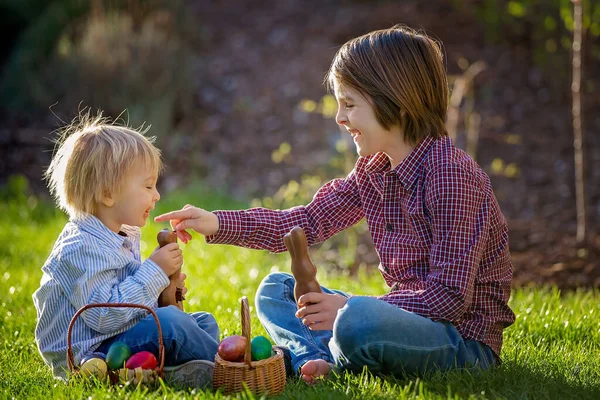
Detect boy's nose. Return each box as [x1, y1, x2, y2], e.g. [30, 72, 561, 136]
[336, 109, 347, 126]
[154, 189, 161, 202]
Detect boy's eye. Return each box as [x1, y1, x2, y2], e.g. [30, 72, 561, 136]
[344, 103, 354, 109]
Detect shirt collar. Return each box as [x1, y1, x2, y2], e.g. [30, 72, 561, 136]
[365, 152, 391, 174]
[364, 136, 438, 188]
[72, 214, 141, 250]
[393, 136, 437, 188]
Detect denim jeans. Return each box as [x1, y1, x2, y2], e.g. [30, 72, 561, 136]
[255, 272, 497, 376]
[96, 305, 220, 366]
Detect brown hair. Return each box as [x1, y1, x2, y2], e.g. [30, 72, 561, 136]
[326, 24, 449, 145]
[45, 111, 163, 219]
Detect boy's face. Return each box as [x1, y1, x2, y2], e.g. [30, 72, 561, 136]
[333, 82, 402, 157]
[104, 159, 160, 230]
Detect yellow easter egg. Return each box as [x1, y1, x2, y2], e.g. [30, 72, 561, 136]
[80, 358, 108, 380]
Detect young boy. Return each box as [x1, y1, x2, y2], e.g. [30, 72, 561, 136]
[33, 113, 219, 388]
[155, 25, 516, 384]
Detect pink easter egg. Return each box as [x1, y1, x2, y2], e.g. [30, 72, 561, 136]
[125, 351, 158, 370]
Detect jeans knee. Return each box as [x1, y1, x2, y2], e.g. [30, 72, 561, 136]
[258, 272, 293, 289]
[255, 272, 293, 309]
[332, 297, 364, 352]
[333, 297, 386, 354]
[199, 312, 217, 327]
[155, 306, 196, 342]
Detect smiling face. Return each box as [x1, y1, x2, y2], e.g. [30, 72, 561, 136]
[326, 26, 449, 147]
[98, 158, 160, 232]
[334, 82, 402, 157]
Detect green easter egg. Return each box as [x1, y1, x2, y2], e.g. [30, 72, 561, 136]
[105, 341, 132, 370]
[250, 335, 272, 361]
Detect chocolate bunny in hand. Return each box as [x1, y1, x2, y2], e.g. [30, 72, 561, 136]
[283, 226, 322, 305]
[157, 229, 185, 311]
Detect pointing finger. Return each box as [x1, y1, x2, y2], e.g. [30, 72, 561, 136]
[154, 208, 194, 223]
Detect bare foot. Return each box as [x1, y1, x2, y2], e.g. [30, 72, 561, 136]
[300, 359, 332, 385]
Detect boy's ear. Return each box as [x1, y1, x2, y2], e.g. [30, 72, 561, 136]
[101, 190, 115, 207]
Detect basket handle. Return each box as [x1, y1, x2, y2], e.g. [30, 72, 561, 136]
[240, 296, 253, 367]
[66, 303, 165, 377]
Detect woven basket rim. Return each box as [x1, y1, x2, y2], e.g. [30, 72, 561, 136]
[66, 303, 166, 378]
[214, 346, 284, 369]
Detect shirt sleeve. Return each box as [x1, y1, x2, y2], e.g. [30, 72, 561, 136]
[206, 166, 365, 253]
[379, 165, 489, 322]
[53, 243, 170, 334]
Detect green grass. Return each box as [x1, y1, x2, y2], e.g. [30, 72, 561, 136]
[1, 186, 599, 399]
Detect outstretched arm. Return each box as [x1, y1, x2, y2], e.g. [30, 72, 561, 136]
[155, 166, 366, 253]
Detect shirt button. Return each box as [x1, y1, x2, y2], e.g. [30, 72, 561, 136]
[386, 223, 393, 232]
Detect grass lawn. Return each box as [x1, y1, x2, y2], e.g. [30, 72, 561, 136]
[1, 186, 599, 399]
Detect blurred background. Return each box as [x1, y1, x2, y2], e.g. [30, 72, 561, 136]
[0, 0, 598, 288]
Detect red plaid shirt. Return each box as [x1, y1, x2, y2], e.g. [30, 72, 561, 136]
[207, 136, 515, 356]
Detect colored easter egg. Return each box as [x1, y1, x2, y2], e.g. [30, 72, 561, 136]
[125, 351, 158, 369]
[80, 358, 108, 380]
[80, 351, 106, 365]
[250, 335, 272, 361]
[106, 341, 132, 370]
[217, 335, 248, 362]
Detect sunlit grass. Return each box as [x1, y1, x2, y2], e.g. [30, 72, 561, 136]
[1, 186, 599, 399]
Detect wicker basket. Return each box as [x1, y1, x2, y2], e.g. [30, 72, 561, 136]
[212, 296, 286, 395]
[67, 303, 165, 385]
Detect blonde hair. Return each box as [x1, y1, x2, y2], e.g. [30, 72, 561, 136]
[45, 111, 163, 219]
[326, 25, 449, 146]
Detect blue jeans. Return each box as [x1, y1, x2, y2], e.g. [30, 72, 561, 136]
[255, 272, 497, 376]
[97, 306, 220, 366]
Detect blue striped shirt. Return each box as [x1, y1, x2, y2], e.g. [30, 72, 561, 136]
[32, 215, 170, 378]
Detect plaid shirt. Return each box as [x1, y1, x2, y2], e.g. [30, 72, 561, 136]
[207, 136, 515, 356]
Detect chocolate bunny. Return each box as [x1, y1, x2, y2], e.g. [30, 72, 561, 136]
[283, 226, 322, 304]
[157, 229, 185, 310]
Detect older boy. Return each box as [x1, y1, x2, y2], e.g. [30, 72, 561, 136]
[156, 25, 516, 384]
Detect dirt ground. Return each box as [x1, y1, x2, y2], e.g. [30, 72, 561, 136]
[1, 0, 598, 289]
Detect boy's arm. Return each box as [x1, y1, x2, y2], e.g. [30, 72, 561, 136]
[206, 167, 365, 252]
[379, 165, 489, 322]
[55, 245, 170, 334]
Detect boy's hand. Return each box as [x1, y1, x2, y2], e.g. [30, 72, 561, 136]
[154, 204, 219, 244]
[150, 242, 183, 277]
[295, 292, 348, 331]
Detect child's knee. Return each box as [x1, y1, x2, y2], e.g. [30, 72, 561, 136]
[205, 312, 217, 326]
[256, 272, 293, 301]
[155, 306, 197, 337]
[333, 297, 385, 352]
[195, 311, 217, 326]
[333, 297, 361, 347]
[259, 272, 293, 288]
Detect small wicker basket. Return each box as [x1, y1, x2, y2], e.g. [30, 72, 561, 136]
[212, 296, 286, 395]
[67, 303, 165, 385]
